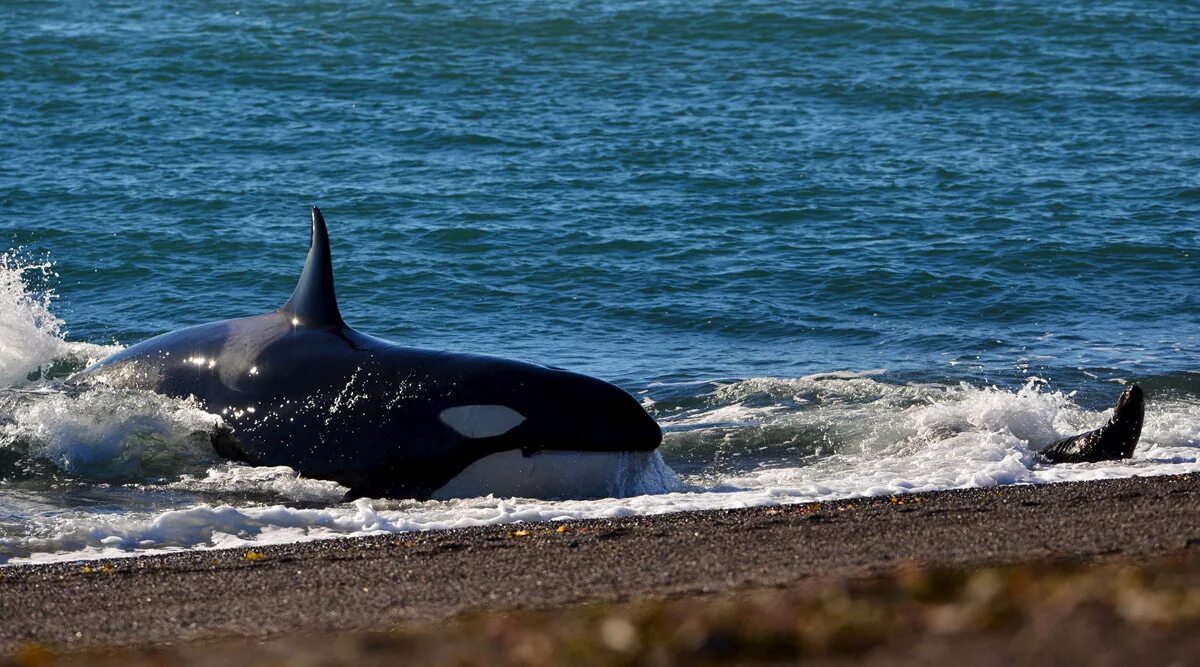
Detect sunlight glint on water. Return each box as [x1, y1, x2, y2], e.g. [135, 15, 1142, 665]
[1, 0, 1198, 563]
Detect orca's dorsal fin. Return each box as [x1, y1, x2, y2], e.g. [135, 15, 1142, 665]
[281, 207, 343, 327]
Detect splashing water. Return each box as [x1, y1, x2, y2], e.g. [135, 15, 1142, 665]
[0, 252, 66, 386]
[1, 244, 1199, 565]
[1, 388, 223, 483]
[0, 251, 117, 385]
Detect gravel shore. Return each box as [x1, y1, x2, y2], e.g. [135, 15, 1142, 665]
[2, 473, 1198, 652]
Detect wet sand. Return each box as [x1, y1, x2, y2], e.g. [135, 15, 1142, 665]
[2, 473, 1199, 653]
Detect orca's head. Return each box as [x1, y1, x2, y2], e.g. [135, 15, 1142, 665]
[436, 362, 662, 456]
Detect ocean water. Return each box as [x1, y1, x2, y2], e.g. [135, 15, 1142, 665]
[2, 0, 1198, 564]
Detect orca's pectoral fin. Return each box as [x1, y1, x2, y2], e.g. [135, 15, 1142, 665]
[210, 425, 255, 464]
[1041, 384, 1145, 464]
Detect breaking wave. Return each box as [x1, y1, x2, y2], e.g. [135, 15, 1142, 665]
[1, 253, 1198, 564]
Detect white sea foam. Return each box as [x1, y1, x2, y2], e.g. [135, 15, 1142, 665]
[1, 387, 223, 482]
[0, 251, 117, 387]
[2, 251, 1197, 565]
[166, 464, 349, 503]
[0, 253, 224, 483]
[4, 375, 1197, 565]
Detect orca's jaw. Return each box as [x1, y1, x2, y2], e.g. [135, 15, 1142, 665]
[488, 411, 663, 458]
[426, 372, 664, 457]
[428, 449, 674, 500]
[338, 409, 664, 501]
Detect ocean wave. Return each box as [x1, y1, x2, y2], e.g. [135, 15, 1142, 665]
[2, 250, 1197, 565]
[4, 372, 1198, 565]
[0, 387, 223, 483]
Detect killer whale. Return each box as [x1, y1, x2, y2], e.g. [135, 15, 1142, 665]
[1041, 384, 1144, 464]
[72, 208, 663, 499]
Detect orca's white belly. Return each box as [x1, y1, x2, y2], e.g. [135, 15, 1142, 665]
[431, 449, 680, 500]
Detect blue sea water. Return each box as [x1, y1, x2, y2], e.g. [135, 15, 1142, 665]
[1, 0, 1198, 563]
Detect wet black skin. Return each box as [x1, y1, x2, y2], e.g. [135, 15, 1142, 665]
[71, 208, 662, 499]
[1041, 385, 1144, 464]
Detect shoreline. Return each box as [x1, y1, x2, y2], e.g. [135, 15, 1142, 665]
[3, 472, 1199, 652]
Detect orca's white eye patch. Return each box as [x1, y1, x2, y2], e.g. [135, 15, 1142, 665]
[439, 405, 526, 439]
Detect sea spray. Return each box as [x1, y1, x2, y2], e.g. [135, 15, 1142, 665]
[5, 375, 1198, 565]
[0, 250, 117, 387]
[0, 251, 68, 386]
[1, 388, 223, 483]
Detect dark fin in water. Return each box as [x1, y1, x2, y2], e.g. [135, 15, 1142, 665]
[1041, 384, 1144, 464]
[280, 207, 344, 327]
[210, 424, 254, 463]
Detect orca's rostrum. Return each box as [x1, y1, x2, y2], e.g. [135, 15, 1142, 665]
[73, 208, 663, 499]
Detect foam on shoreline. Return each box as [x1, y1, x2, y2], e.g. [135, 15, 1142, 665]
[5, 378, 1197, 565]
[2, 254, 1198, 566]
